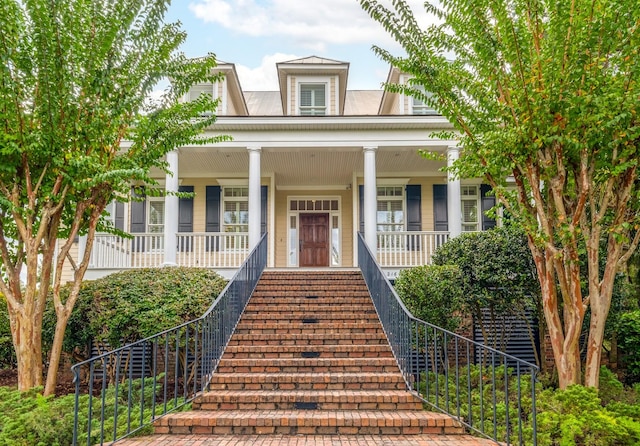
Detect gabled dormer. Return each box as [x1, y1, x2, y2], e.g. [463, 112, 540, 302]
[186, 61, 249, 116]
[378, 67, 438, 116]
[276, 56, 349, 116]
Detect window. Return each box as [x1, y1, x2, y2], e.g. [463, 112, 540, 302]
[223, 187, 249, 249]
[461, 185, 479, 232]
[411, 86, 436, 115]
[189, 83, 215, 102]
[377, 186, 404, 232]
[299, 84, 326, 115]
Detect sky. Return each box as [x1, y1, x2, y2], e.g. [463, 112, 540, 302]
[164, 0, 433, 91]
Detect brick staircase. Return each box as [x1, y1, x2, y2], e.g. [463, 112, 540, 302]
[153, 270, 467, 438]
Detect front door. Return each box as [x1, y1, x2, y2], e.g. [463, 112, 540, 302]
[299, 213, 329, 267]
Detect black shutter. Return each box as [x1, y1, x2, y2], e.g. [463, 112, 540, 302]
[358, 185, 364, 234]
[206, 186, 221, 251]
[433, 184, 448, 232]
[178, 186, 194, 252]
[406, 184, 422, 251]
[114, 202, 125, 231]
[406, 185, 422, 231]
[480, 184, 496, 230]
[130, 187, 146, 251]
[261, 186, 268, 235]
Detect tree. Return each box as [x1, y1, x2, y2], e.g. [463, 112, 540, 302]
[431, 227, 544, 369]
[360, 0, 640, 388]
[0, 0, 227, 394]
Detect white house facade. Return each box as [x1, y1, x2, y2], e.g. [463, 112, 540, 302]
[75, 56, 497, 281]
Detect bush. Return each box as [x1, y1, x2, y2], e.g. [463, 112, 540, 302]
[394, 264, 463, 332]
[537, 385, 640, 446]
[0, 294, 16, 369]
[617, 311, 640, 384]
[43, 267, 227, 359]
[0, 376, 186, 446]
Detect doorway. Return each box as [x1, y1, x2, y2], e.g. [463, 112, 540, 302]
[299, 213, 329, 267]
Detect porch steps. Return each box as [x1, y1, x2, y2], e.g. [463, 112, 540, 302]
[149, 271, 473, 439]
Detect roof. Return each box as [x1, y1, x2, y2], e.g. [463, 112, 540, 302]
[278, 56, 348, 65]
[344, 91, 384, 115]
[244, 91, 284, 116]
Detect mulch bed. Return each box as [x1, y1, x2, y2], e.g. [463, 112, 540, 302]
[0, 368, 79, 396]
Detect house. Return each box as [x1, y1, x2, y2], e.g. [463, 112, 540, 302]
[74, 56, 497, 281]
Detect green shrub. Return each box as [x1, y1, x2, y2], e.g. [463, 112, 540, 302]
[0, 376, 186, 446]
[537, 385, 640, 446]
[43, 267, 227, 359]
[394, 264, 463, 332]
[0, 294, 16, 369]
[617, 311, 640, 384]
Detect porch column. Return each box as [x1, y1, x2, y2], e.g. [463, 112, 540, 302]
[248, 146, 262, 250]
[446, 146, 462, 238]
[163, 149, 179, 265]
[363, 146, 378, 253]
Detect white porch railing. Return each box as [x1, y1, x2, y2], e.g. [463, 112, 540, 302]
[89, 233, 249, 269]
[376, 231, 449, 267]
[176, 233, 249, 268]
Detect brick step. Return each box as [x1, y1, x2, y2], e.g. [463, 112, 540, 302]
[208, 372, 407, 391]
[252, 285, 368, 292]
[227, 333, 388, 345]
[241, 307, 377, 317]
[192, 390, 423, 411]
[224, 344, 393, 358]
[216, 358, 399, 374]
[236, 317, 379, 326]
[248, 297, 373, 305]
[155, 410, 464, 436]
[233, 325, 383, 335]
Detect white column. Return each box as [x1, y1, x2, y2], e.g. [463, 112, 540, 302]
[248, 146, 262, 250]
[447, 146, 462, 238]
[163, 150, 179, 266]
[363, 146, 378, 253]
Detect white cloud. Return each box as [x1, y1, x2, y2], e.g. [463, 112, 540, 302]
[188, 0, 433, 52]
[235, 52, 301, 90]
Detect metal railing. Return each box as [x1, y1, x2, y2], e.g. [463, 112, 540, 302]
[377, 231, 449, 267]
[358, 234, 537, 445]
[71, 233, 268, 445]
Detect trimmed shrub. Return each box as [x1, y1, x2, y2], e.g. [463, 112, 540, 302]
[43, 267, 227, 359]
[394, 264, 463, 332]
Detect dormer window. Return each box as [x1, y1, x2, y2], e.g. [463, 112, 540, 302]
[299, 84, 326, 115]
[411, 86, 437, 115]
[189, 83, 216, 102]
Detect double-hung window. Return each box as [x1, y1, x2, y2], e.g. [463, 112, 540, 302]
[223, 187, 249, 249]
[411, 86, 436, 115]
[376, 186, 405, 232]
[299, 84, 326, 115]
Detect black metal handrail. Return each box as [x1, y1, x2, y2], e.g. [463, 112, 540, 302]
[71, 233, 268, 445]
[358, 234, 537, 445]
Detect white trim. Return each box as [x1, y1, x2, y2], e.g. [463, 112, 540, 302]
[377, 178, 410, 186]
[276, 184, 350, 191]
[220, 78, 228, 115]
[268, 173, 276, 267]
[287, 75, 292, 115]
[334, 75, 339, 116]
[217, 178, 249, 186]
[352, 171, 358, 267]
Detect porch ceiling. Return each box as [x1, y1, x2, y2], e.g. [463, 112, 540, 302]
[175, 147, 446, 186]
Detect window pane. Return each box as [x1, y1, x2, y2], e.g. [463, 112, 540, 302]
[149, 202, 164, 225]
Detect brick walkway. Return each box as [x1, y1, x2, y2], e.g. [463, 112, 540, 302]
[116, 433, 497, 445]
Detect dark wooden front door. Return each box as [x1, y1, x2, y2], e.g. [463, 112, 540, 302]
[299, 213, 329, 267]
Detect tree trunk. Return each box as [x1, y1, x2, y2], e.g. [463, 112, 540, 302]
[12, 310, 44, 390]
[44, 309, 72, 396]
